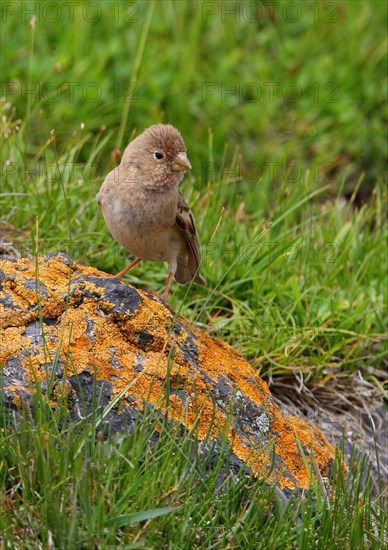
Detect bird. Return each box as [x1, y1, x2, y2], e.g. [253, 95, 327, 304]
[97, 123, 205, 301]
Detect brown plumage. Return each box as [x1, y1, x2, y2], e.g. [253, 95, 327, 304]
[97, 124, 204, 300]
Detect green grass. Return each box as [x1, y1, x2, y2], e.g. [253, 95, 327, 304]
[1, 0, 386, 385]
[0, 384, 386, 548]
[1, 0, 387, 547]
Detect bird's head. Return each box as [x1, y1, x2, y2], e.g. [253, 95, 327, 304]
[121, 123, 191, 188]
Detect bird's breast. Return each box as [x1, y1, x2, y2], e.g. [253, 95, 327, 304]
[99, 185, 181, 260]
[121, 186, 178, 230]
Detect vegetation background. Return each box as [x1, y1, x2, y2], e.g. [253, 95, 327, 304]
[1, 0, 387, 547]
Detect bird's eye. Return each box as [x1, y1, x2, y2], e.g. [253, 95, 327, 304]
[154, 151, 164, 160]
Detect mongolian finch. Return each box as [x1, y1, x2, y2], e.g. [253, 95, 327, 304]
[97, 124, 204, 300]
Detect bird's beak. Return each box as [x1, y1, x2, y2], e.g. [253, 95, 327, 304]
[172, 152, 192, 172]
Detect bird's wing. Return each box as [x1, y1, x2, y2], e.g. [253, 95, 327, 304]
[175, 189, 202, 270]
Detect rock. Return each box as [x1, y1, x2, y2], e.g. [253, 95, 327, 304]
[0, 254, 335, 491]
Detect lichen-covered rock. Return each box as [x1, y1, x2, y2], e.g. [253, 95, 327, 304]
[0, 254, 334, 490]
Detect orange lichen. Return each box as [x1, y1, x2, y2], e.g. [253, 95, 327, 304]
[196, 333, 271, 402]
[0, 327, 31, 364]
[0, 256, 336, 490]
[3, 384, 32, 407]
[270, 410, 335, 489]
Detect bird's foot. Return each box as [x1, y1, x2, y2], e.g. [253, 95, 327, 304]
[158, 292, 169, 306]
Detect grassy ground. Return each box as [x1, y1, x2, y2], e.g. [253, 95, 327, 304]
[1, 0, 387, 547]
[0, 389, 386, 548]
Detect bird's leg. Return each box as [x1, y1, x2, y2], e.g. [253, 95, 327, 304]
[115, 257, 141, 280]
[160, 272, 174, 302]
